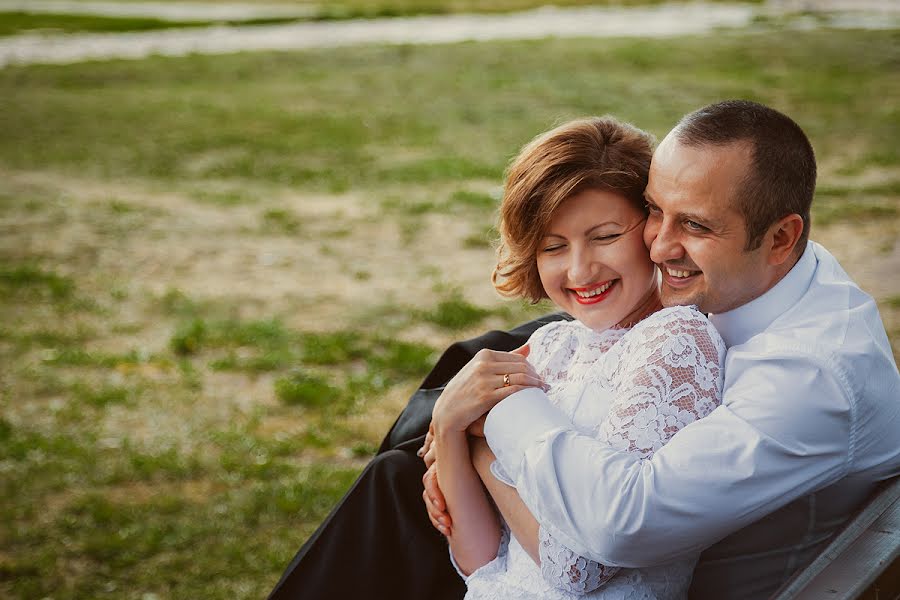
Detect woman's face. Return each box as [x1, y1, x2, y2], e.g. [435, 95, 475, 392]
[537, 188, 658, 332]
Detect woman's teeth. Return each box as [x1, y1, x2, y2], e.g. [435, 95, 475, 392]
[575, 281, 613, 298]
[666, 268, 696, 278]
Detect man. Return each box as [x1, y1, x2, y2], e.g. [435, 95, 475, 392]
[269, 101, 900, 599]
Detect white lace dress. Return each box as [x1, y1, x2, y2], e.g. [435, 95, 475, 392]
[453, 306, 727, 600]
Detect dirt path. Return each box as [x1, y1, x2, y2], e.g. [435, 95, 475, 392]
[0, 0, 900, 68]
[1, 1, 896, 68]
[0, 4, 756, 67]
[0, 0, 316, 21]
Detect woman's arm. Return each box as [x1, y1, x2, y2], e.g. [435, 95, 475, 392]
[428, 345, 543, 576]
[433, 427, 502, 575]
[469, 436, 541, 564]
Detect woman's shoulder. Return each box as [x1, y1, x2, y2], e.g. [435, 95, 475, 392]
[627, 305, 725, 355]
[633, 304, 710, 332]
[528, 318, 581, 341]
[527, 318, 580, 351]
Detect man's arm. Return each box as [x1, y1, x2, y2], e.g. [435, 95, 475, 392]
[486, 354, 853, 567]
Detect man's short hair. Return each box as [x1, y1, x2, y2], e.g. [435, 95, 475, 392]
[493, 116, 655, 302]
[674, 100, 816, 251]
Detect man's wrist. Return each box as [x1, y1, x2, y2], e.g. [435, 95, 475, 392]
[485, 387, 570, 483]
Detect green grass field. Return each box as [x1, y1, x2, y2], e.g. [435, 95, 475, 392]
[1, 27, 898, 600]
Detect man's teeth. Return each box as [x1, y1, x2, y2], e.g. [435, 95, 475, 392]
[666, 268, 696, 278]
[575, 281, 613, 298]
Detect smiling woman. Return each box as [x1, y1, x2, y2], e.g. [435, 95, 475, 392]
[413, 116, 727, 599]
[535, 189, 658, 333]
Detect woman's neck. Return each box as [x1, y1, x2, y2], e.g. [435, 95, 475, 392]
[613, 285, 663, 329]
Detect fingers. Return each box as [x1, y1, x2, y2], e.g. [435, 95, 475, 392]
[417, 424, 434, 459]
[422, 467, 451, 536]
[423, 444, 436, 469]
[423, 489, 452, 536]
[490, 384, 535, 402]
[476, 348, 533, 364]
[502, 372, 545, 389]
[512, 343, 530, 357]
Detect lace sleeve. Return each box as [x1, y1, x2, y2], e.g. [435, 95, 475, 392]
[598, 306, 726, 458]
[537, 307, 725, 593]
[539, 525, 619, 594]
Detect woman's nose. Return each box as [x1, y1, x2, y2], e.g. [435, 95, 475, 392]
[567, 247, 595, 285]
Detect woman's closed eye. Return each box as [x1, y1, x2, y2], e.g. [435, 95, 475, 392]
[593, 233, 622, 242]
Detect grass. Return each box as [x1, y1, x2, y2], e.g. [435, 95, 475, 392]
[0, 27, 897, 600]
[1, 31, 896, 191]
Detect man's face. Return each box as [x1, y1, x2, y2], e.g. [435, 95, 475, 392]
[643, 134, 773, 314]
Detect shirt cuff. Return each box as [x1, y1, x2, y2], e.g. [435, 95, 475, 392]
[489, 460, 515, 487]
[484, 387, 571, 484]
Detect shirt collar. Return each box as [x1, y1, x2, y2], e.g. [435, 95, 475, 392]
[709, 241, 817, 348]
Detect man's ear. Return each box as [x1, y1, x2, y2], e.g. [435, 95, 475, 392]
[766, 214, 804, 266]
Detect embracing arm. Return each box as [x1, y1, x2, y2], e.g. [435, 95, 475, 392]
[486, 351, 853, 567]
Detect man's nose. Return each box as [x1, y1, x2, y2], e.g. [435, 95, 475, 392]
[649, 219, 683, 264]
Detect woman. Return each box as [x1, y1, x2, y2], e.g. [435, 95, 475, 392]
[424, 117, 726, 599]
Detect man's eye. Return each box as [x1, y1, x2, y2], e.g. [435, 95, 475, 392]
[645, 202, 660, 214]
[685, 220, 706, 231]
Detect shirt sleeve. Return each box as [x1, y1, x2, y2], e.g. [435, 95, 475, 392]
[487, 334, 852, 567]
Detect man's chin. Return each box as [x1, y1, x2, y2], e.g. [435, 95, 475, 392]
[659, 286, 702, 310]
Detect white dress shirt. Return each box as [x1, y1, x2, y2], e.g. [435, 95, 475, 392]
[485, 241, 900, 596]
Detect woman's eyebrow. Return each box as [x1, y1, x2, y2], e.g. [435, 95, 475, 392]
[544, 221, 623, 239]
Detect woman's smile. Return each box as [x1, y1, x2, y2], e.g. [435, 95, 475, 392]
[537, 188, 658, 332]
[569, 279, 617, 304]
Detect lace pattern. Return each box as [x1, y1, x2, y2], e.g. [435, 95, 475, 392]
[470, 306, 725, 598]
[539, 524, 620, 594]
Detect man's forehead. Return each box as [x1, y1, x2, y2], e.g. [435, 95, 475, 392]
[648, 135, 752, 197]
[651, 133, 753, 174]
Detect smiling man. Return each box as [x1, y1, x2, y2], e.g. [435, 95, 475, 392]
[481, 100, 900, 598]
[269, 101, 900, 600]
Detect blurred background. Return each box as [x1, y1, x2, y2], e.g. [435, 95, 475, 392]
[1, 1, 897, 598]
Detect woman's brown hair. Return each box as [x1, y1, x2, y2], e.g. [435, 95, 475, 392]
[492, 117, 655, 302]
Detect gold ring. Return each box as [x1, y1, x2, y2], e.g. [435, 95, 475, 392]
[502, 373, 511, 387]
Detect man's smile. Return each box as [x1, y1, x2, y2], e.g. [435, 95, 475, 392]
[660, 265, 701, 289]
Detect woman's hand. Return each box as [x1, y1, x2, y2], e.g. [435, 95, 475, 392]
[423, 436, 499, 538]
[429, 345, 542, 436]
[422, 462, 451, 536]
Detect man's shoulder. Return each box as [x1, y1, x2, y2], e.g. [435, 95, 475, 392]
[739, 241, 887, 360]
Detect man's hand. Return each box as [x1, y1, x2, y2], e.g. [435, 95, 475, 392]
[422, 463, 451, 536]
